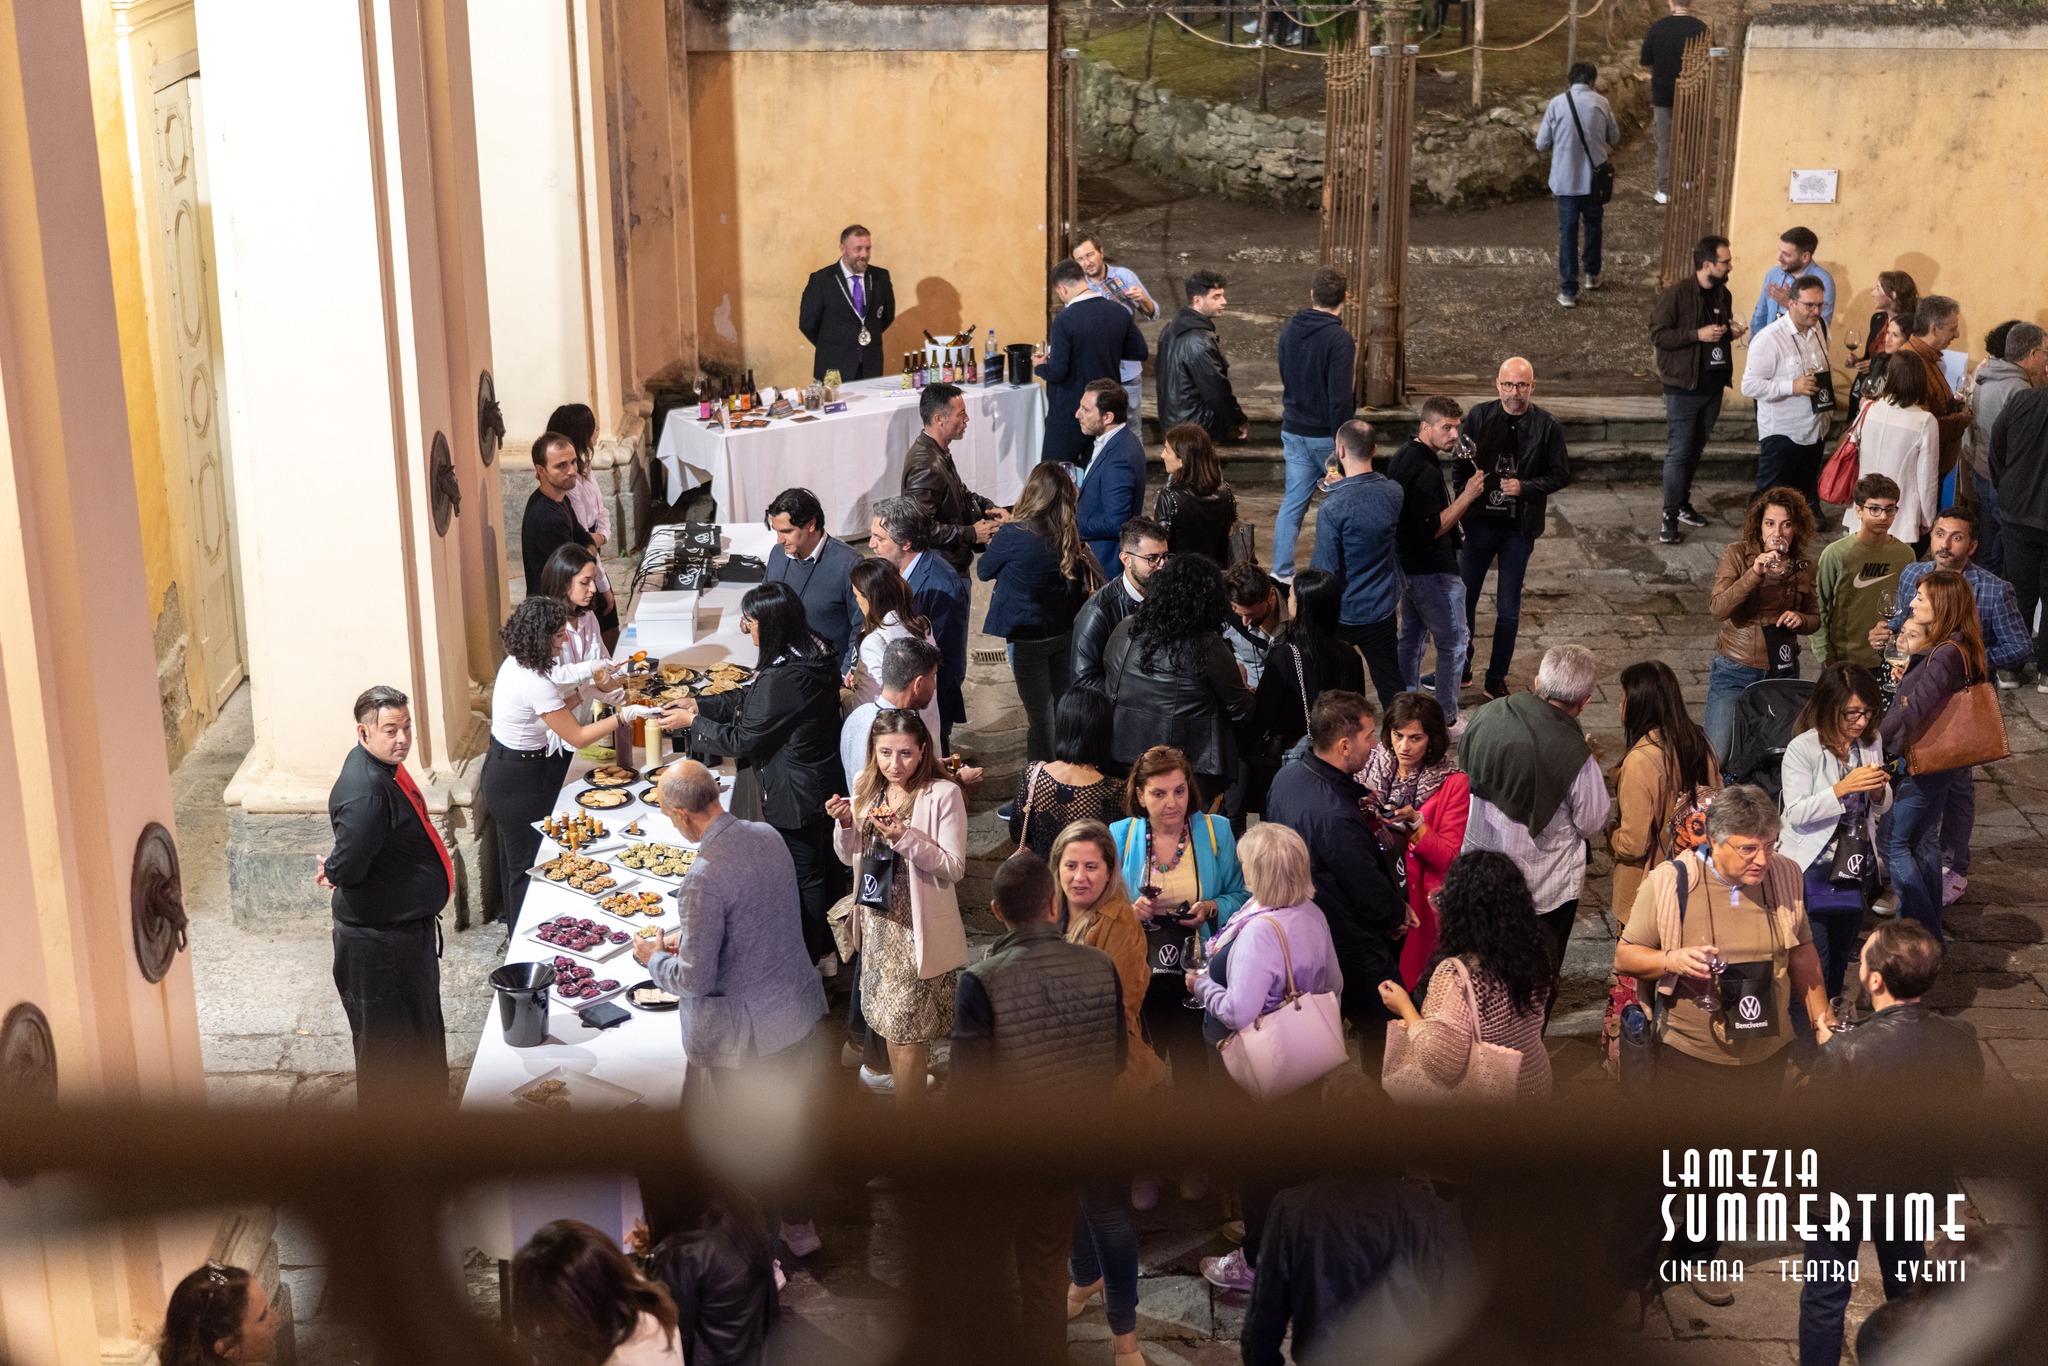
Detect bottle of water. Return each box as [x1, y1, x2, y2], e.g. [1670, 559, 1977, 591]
[985, 328, 1001, 381]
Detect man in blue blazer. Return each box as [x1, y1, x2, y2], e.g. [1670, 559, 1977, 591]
[1074, 379, 1148, 577]
[764, 486, 862, 671]
[1036, 257, 1148, 463]
[870, 496, 969, 752]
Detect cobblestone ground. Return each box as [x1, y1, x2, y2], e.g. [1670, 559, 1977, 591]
[182, 472, 2044, 1362]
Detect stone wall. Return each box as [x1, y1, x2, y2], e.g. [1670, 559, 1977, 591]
[1079, 57, 1646, 209]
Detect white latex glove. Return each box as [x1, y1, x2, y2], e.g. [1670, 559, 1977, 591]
[553, 658, 602, 685]
[618, 704, 661, 723]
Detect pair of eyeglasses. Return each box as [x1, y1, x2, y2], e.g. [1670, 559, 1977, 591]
[1126, 551, 1169, 568]
[1841, 707, 1873, 720]
[1858, 503, 1899, 516]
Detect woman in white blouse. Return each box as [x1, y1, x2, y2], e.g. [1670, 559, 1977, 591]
[482, 595, 655, 929]
[1844, 352, 1941, 548]
[846, 558, 941, 729]
[540, 543, 623, 716]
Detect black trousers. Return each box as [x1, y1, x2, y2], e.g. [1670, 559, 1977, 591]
[332, 919, 447, 1106]
[1536, 897, 1579, 1024]
[1337, 615, 1407, 708]
[2004, 521, 2048, 671]
[480, 739, 573, 932]
[778, 818, 842, 964]
[1141, 975, 1210, 1094]
[1333, 937, 1399, 1080]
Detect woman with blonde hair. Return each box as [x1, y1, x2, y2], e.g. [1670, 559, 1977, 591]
[827, 709, 968, 1100]
[1881, 569, 1989, 939]
[1050, 818, 1158, 1366]
[1155, 422, 1239, 566]
[980, 462, 1093, 761]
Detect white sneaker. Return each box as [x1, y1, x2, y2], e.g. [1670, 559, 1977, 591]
[781, 1220, 822, 1257]
[1447, 715, 1468, 743]
[1873, 888, 1899, 918]
[1557, 291, 1577, 308]
[1654, 190, 1669, 205]
[1243, 20, 1260, 31]
[1943, 870, 1968, 907]
[859, 1065, 895, 1093]
[1202, 1247, 1255, 1292]
[1584, 273, 1602, 291]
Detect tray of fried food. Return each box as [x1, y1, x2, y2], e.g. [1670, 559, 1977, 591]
[528, 851, 630, 898]
[597, 888, 668, 919]
[613, 841, 697, 882]
[659, 664, 698, 686]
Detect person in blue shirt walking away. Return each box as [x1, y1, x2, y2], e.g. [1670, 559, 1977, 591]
[1271, 267, 1357, 583]
[1534, 62, 1617, 309]
[1310, 420, 1407, 707]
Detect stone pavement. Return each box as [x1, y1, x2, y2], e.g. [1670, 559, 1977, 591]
[179, 470, 2044, 1362]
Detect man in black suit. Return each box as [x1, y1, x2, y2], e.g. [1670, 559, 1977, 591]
[798, 224, 896, 381]
[870, 496, 969, 753]
[317, 686, 450, 1105]
[763, 486, 863, 671]
[1035, 257, 1147, 464]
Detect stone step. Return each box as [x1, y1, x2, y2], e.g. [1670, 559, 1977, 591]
[1148, 392, 1756, 448]
[1207, 441, 1759, 488]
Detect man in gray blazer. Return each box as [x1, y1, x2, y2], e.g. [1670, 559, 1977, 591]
[632, 760, 829, 1249]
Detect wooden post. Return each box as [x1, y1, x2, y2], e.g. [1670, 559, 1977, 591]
[1224, 0, 1235, 45]
[1144, 8, 1160, 80]
[1258, 0, 1272, 110]
[1567, 0, 1578, 71]
[1363, 3, 1418, 407]
[1471, 0, 1485, 107]
[1081, 0, 1094, 41]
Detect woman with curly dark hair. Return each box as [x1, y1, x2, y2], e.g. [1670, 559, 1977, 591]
[1098, 554, 1254, 796]
[482, 594, 651, 928]
[1379, 849, 1556, 1100]
[513, 1219, 683, 1365]
[659, 581, 846, 963]
[159, 1262, 277, 1366]
[1704, 487, 1819, 760]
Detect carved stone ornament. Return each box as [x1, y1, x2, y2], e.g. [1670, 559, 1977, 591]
[431, 431, 462, 536]
[131, 821, 189, 984]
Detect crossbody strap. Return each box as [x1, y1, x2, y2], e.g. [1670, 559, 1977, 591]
[1563, 87, 1594, 164]
[1291, 644, 1310, 732]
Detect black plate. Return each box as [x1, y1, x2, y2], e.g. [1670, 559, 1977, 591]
[638, 785, 666, 807]
[584, 764, 640, 789]
[623, 979, 680, 1012]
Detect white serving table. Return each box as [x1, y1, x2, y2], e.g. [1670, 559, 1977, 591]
[653, 374, 1045, 537]
[450, 525, 772, 1259]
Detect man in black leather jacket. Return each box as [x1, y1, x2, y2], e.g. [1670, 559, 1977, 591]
[901, 382, 1004, 575]
[1071, 516, 1168, 691]
[1155, 269, 1249, 442]
[1800, 920, 1983, 1366]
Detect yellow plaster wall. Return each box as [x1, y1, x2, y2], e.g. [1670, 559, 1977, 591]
[1725, 22, 2048, 382]
[687, 49, 1048, 387]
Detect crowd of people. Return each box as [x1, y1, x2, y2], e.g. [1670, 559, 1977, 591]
[291, 212, 2039, 1364]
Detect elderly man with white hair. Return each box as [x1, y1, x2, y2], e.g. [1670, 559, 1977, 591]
[631, 760, 828, 1253]
[1458, 644, 1612, 995]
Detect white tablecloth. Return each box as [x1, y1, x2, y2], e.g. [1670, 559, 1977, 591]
[451, 525, 772, 1259]
[654, 375, 1045, 537]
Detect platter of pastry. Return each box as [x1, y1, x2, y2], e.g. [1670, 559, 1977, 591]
[512, 1067, 642, 1113]
[575, 788, 634, 810]
[584, 764, 639, 789]
[614, 842, 696, 882]
[624, 979, 680, 1012]
[526, 851, 633, 899]
[532, 811, 619, 852]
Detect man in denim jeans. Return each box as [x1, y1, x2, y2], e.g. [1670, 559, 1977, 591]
[1272, 266, 1357, 581]
[1534, 62, 1617, 308]
[1458, 359, 1572, 698]
[1386, 395, 1483, 734]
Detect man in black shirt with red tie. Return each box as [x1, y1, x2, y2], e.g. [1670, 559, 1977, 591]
[319, 685, 451, 1104]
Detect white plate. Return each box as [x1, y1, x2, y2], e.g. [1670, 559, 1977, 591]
[523, 909, 640, 963]
[525, 858, 639, 902]
[511, 1067, 643, 1113]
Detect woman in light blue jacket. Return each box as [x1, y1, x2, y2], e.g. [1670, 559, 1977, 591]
[1109, 745, 1248, 1211]
[1779, 663, 1892, 1000]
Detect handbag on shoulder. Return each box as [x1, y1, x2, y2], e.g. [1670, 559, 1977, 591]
[1907, 649, 2010, 775]
[1382, 957, 1524, 1105]
[1217, 914, 1348, 1100]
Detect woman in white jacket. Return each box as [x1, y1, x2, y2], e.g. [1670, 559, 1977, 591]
[1843, 353, 1941, 548]
[1779, 662, 1892, 1000]
[828, 708, 968, 1103]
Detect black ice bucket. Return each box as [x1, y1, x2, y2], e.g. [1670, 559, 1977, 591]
[1006, 343, 1036, 386]
[490, 961, 557, 1047]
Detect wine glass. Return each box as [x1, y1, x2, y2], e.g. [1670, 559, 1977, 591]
[1829, 994, 1862, 1033]
[1182, 929, 1210, 1010]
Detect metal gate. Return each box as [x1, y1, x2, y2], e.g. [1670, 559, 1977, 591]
[1658, 33, 1743, 287]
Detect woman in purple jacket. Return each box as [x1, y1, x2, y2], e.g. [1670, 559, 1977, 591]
[1185, 821, 1343, 1295]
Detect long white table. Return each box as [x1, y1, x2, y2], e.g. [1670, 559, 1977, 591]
[451, 525, 773, 1259]
[654, 374, 1045, 536]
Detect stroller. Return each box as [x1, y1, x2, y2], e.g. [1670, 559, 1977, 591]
[1720, 677, 1816, 803]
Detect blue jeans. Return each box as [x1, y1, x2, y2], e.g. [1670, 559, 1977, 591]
[1972, 470, 2004, 576]
[1890, 768, 1961, 941]
[1459, 519, 1535, 692]
[1806, 907, 1862, 1000]
[1703, 654, 1768, 763]
[1070, 1178, 1139, 1334]
[1273, 433, 1334, 580]
[1399, 572, 1468, 724]
[1944, 768, 1974, 876]
[1556, 193, 1604, 295]
[1662, 387, 1722, 520]
[1798, 1225, 1918, 1366]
